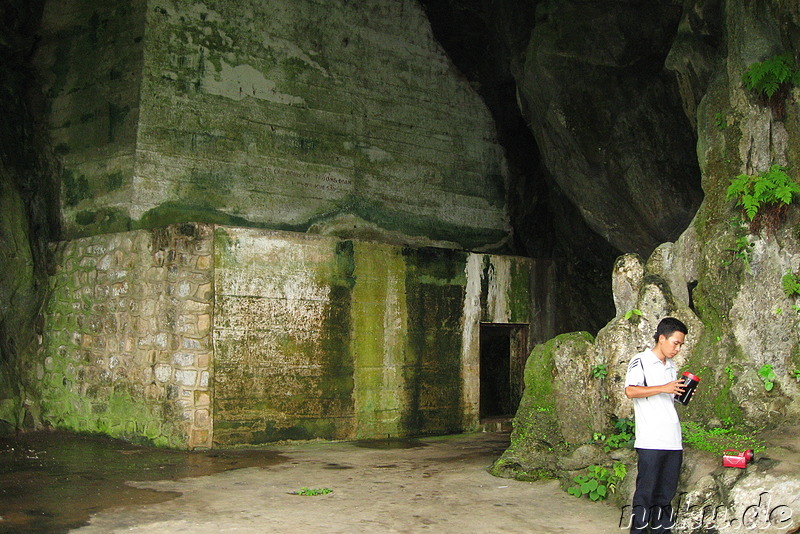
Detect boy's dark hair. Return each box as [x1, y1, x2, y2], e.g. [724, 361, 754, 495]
[654, 317, 688, 343]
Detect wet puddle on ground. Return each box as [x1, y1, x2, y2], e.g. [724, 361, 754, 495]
[352, 438, 427, 450]
[0, 430, 286, 533]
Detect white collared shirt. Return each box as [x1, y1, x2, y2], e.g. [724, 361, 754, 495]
[625, 348, 682, 450]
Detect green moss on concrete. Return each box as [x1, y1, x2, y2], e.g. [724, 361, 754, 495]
[509, 260, 532, 323]
[213, 231, 359, 444]
[351, 243, 405, 438]
[38, 231, 190, 448]
[316, 240, 355, 435]
[401, 247, 467, 435]
[348, 199, 507, 250]
[107, 103, 130, 142]
[72, 208, 132, 237]
[63, 169, 91, 207]
[139, 202, 259, 230]
[401, 246, 468, 285]
[213, 227, 238, 269]
[39, 354, 183, 447]
[334, 240, 357, 289]
[105, 171, 124, 191]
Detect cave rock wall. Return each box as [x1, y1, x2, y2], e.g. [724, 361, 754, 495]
[34, 0, 510, 250]
[498, 0, 800, 527]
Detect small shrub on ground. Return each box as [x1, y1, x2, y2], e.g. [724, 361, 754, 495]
[567, 462, 627, 501]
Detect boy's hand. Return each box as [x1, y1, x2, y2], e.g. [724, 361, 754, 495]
[665, 379, 686, 396]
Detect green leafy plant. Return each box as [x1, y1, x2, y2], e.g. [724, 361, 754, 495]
[726, 165, 799, 232]
[604, 432, 633, 451]
[605, 418, 634, 451]
[793, 369, 800, 383]
[591, 431, 606, 443]
[714, 111, 728, 130]
[743, 54, 800, 97]
[742, 54, 800, 118]
[624, 308, 642, 321]
[590, 364, 608, 380]
[567, 462, 627, 501]
[681, 421, 766, 455]
[758, 364, 777, 391]
[613, 417, 635, 435]
[724, 365, 735, 382]
[782, 269, 800, 298]
[590, 418, 634, 452]
[295, 487, 333, 496]
[723, 232, 755, 271]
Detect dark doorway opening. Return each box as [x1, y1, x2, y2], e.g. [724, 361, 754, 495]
[479, 323, 528, 420]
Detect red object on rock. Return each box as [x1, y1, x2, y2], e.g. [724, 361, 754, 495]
[722, 449, 754, 468]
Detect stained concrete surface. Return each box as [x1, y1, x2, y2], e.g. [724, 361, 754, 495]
[1, 431, 626, 533]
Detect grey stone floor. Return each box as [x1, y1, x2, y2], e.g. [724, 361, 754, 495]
[72, 432, 624, 533]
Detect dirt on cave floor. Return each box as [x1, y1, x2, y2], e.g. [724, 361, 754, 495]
[0, 429, 627, 533]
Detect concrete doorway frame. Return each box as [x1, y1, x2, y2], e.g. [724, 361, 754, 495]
[477, 322, 529, 423]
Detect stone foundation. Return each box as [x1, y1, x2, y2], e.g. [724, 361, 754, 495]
[40, 224, 549, 448]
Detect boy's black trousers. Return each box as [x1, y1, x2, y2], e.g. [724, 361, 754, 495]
[630, 448, 683, 534]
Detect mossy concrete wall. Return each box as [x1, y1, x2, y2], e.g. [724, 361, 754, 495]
[33, 0, 147, 236]
[212, 227, 542, 445]
[40, 225, 548, 448]
[34, 0, 510, 249]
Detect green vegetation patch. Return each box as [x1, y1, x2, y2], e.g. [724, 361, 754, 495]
[743, 53, 800, 99]
[63, 169, 91, 207]
[743, 53, 800, 118]
[72, 208, 132, 237]
[681, 421, 765, 455]
[139, 202, 258, 229]
[293, 487, 333, 496]
[726, 164, 799, 232]
[567, 462, 627, 502]
[782, 269, 800, 298]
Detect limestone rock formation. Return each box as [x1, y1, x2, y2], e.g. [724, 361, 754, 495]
[497, 0, 800, 528]
[519, 0, 704, 255]
[421, 0, 707, 334]
[0, 0, 59, 432]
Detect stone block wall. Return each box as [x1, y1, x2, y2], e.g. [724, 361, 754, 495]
[41, 224, 214, 448]
[40, 225, 547, 448]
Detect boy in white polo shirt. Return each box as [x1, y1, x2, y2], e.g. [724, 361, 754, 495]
[624, 317, 689, 534]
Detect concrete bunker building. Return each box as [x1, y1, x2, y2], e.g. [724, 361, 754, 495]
[34, 0, 556, 448]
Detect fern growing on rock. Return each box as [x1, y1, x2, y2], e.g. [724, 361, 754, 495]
[726, 164, 800, 233]
[742, 54, 800, 119]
